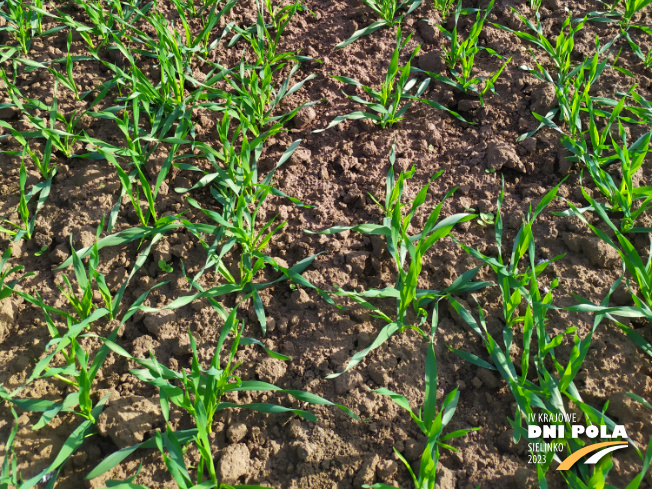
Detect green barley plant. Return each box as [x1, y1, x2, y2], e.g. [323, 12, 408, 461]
[320, 26, 423, 131]
[208, 58, 319, 137]
[230, 0, 311, 67]
[0, 407, 19, 489]
[0, 0, 42, 53]
[54, 224, 134, 322]
[33, 0, 153, 55]
[171, 120, 325, 332]
[0, 84, 80, 243]
[23, 215, 172, 324]
[452, 177, 566, 370]
[560, 94, 652, 232]
[171, 0, 200, 17]
[15, 221, 154, 334]
[622, 28, 652, 67]
[364, 309, 477, 489]
[70, 0, 120, 49]
[447, 182, 644, 485]
[515, 33, 613, 141]
[419, 0, 511, 105]
[432, 0, 455, 18]
[56, 216, 183, 271]
[498, 10, 616, 139]
[5, 391, 109, 489]
[568, 275, 652, 362]
[309, 144, 487, 377]
[624, 85, 652, 123]
[26, 309, 112, 423]
[56, 237, 101, 321]
[590, 0, 652, 29]
[11, 31, 81, 99]
[169, 0, 237, 59]
[555, 302, 652, 487]
[89, 309, 358, 488]
[319, 27, 467, 130]
[450, 294, 634, 486]
[106, 0, 154, 24]
[0, 310, 111, 486]
[617, 0, 652, 27]
[0, 248, 26, 300]
[565, 189, 652, 314]
[0, 116, 59, 180]
[4, 263, 160, 418]
[335, 0, 422, 48]
[498, 10, 586, 85]
[84, 99, 192, 228]
[0, 141, 53, 243]
[0, 284, 160, 489]
[625, 394, 652, 484]
[497, 10, 589, 139]
[529, 0, 542, 12]
[0, 72, 82, 159]
[93, 27, 204, 122]
[0, 158, 31, 240]
[143, 12, 193, 109]
[23, 81, 84, 158]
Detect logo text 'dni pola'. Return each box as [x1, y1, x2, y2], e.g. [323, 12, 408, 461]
[526, 413, 629, 470]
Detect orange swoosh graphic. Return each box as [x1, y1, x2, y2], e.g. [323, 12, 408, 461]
[557, 441, 629, 470]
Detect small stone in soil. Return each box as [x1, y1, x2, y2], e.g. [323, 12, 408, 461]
[227, 422, 248, 443]
[218, 443, 250, 485]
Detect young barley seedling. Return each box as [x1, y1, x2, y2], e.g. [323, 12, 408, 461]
[432, 0, 455, 18]
[561, 95, 652, 232]
[335, 0, 422, 48]
[92, 26, 202, 122]
[171, 121, 327, 331]
[52, 223, 134, 322]
[0, 158, 31, 240]
[507, 22, 615, 140]
[529, 0, 542, 12]
[170, 0, 236, 59]
[0, 248, 27, 300]
[564, 189, 652, 314]
[567, 275, 652, 362]
[230, 0, 311, 67]
[0, 283, 161, 489]
[590, 0, 652, 29]
[497, 10, 586, 84]
[449, 179, 650, 484]
[0, 71, 81, 159]
[364, 308, 477, 488]
[0, 0, 41, 53]
[309, 144, 487, 377]
[319, 27, 468, 131]
[0, 407, 20, 488]
[206, 57, 319, 137]
[84, 98, 193, 228]
[423, 0, 511, 105]
[91, 309, 357, 487]
[622, 28, 652, 67]
[452, 177, 567, 368]
[619, 0, 652, 27]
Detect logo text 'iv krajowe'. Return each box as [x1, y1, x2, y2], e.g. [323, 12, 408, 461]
[526, 412, 629, 470]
